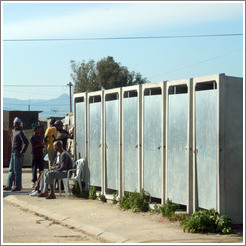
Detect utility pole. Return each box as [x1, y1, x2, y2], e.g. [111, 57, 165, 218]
[67, 82, 73, 112]
[28, 96, 30, 111]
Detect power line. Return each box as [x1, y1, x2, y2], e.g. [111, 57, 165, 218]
[3, 106, 70, 113]
[3, 33, 243, 42]
[3, 85, 64, 87]
[3, 103, 70, 107]
[4, 88, 66, 98]
[3, 107, 20, 111]
[165, 48, 243, 75]
[148, 47, 243, 80]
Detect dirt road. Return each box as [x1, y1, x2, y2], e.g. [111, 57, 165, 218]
[3, 199, 102, 244]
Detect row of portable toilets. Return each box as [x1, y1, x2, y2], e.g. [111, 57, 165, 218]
[73, 73, 243, 223]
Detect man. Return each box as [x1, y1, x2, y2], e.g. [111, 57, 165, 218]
[3, 117, 29, 191]
[38, 140, 73, 199]
[43, 118, 58, 170]
[54, 120, 70, 150]
[53, 120, 71, 191]
[30, 124, 44, 188]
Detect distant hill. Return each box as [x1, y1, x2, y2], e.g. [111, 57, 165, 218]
[3, 94, 73, 118]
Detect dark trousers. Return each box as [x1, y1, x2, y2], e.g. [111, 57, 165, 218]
[55, 179, 64, 190]
[31, 158, 44, 183]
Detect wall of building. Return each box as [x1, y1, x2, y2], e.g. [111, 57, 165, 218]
[3, 110, 41, 167]
[73, 73, 243, 224]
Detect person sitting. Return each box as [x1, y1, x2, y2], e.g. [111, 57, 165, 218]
[28, 169, 45, 196]
[38, 140, 73, 199]
[53, 120, 70, 191]
[29, 151, 61, 197]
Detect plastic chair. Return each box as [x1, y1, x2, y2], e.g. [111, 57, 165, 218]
[54, 158, 85, 198]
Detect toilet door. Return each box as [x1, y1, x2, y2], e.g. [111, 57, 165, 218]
[143, 88, 162, 198]
[167, 85, 188, 205]
[195, 82, 218, 210]
[89, 96, 102, 187]
[75, 99, 86, 160]
[105, 93, 119, 191]
[123, 91, 139, 192]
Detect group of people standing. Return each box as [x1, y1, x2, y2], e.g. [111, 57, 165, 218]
[3, 117, 74, 199]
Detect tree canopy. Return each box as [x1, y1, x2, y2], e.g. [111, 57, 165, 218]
[71, 56, 148, 93]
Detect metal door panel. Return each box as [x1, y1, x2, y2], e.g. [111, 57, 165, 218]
[195, 90, 217, 209]
[167, 94, 188, 205]
[143, 95, 162, 198]
[123, 97, 138, 192]
[75, 102, 85, 160]
[89, 102, 101, 187]
[105, 100, 119, 190]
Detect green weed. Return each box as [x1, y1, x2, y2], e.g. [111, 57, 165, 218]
[119, 189, 150, 212]
[151, 203, 160, 213]
[112, 192, 118, 205]
[216, 215, 232, 234]
[89, 186, 97, 200]
[181, 209, 232, 234]
[168, 213, 189, 222]
[71, 183, 89, 198]
[98, 193, 107, 203]
[119, 192, 131, 210]
[159, 198, 179, 218]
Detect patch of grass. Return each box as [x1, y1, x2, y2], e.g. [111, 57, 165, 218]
[71, 183, 81, 196]
[119, 189, 150, 212]
[168, 213, 189, 222]
[98, 193, 107, 203]
[181, 209, 232, 234]
[119, 192, 131, 210]
[151, 203, 160, 213]
[112, 192, 118, 205]
[89, 186, 97, 200]
[159, 199, 179, 218]
[71, 183, 89, 198]
[151, 199, 187, 222]
[216, 215, 232, 234]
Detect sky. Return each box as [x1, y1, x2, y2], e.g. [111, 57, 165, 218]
[1, 1, 244, 102]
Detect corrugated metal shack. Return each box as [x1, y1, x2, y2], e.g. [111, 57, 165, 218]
[3, 110, 42, 167]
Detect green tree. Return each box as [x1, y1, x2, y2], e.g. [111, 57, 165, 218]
[71, 56, 148, 93]
[70, 59, 97, 93]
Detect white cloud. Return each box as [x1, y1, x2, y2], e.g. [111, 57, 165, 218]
[3, 2, 243, 39]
